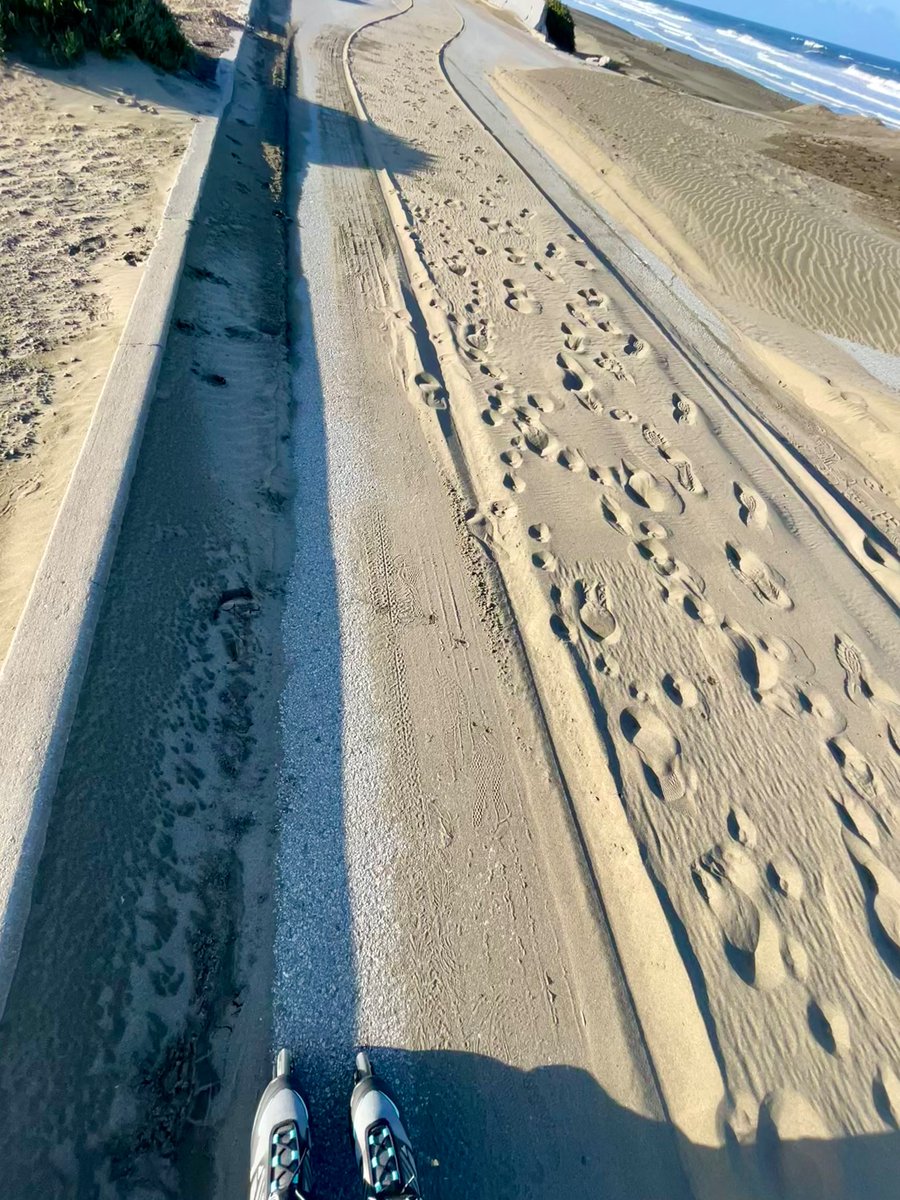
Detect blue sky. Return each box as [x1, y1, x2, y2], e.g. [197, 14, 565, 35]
[707, 0, 900, 59]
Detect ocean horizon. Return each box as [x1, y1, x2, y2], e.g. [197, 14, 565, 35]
[571, 0, 900, 128]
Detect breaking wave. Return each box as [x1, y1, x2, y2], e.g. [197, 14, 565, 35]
[574, 0, 900, 127]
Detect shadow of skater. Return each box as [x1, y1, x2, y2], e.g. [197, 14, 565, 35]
[306, 1047, 900, 1200]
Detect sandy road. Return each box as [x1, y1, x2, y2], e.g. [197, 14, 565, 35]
[345, 1, 900, 1197]
[0, 0, 686, 1196]
[1, 0, 898, 1196]
[275, 0, 690, 1195]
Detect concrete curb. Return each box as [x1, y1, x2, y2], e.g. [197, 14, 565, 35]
[0, 28, 247, 1020]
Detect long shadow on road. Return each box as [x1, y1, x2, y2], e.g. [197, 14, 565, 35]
[321, 1047, 900, 1200]
[0, 6, 436, 1199]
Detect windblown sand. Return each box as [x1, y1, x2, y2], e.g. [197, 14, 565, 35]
[493, 58, 900, 500]
[346, 0, 900, 1192]
[176, 0, 249, 58]
[0, 57, 221, 660]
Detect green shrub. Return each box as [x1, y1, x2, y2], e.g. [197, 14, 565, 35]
[0, 0, 188, 69]
[545, 0, 575, 54]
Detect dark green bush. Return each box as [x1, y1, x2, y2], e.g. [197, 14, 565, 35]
[545, 0, 575, 54]
[0, 0, 188, 69]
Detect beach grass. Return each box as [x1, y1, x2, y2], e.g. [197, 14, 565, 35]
[0, 0, 188, 69]
[545, 0, 575, 53]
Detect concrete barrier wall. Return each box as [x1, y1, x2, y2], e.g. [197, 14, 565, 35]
[0, 25, 247, 1023]
[483, 0, 546, 31]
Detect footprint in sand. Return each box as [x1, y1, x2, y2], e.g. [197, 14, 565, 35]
[610, 408, 639, 423]
[594, 350, 634, 385]
[599, 490, 634, 538]
[832, 791, 881, 848]
[622, 460, 684, 515]
[415, 371, 447, 409]
[725, 543, 793, 609]
[577, 580, 620, 643]
[514, 411, 557, 460]
[467, 507, 508, 563]
[621, 703, 690, 802]
[784, 937, 810, 982]
[807, 998, 851, 1057]
[637, 534, 674, 571]
[595, 318, 623, 336]
[836, 635, 868, 702]
[835, 635, 900, 716]
[681, 591, 717, 625]
[464, 321, 493, 355]
[445, 256, 470, 277]
[723, 618, 797, 709]
[504, 247, 526, 265]
[559, 446, 588, 473]
[577, 287, 608, 309]
[828, 735, 885, 806]
[504, 472, 526, 494]
[767, 855, 804, 900]
[641, 519, 669, 539]
[736, 482, 769, 531]
[693, 843, 785, 989]
[501, 447, 523, 468]
[545, 241, 565, 259]
[594, 464, 620, 487]
[534, 261, 559, 281]
[672, 393, 696, 425]
[842, 828, 900, 970]
[671, 457, 706, 496]
[563, 327, 586, 352]
[557, 351, 599, 411]
[863, 535, 900, 576]
[527, 393, 556, 413]
[728, 805, 758, 848]
[480, 216, 500, 232]
[662, 672, 699, 709]
[529, 522, 551, 542]
[654, 557, 711, 622]
[623, 334, 649, 358]
[641, 426, 705, 495]
[566, 301, 592, 327]
[642, 424, 672, 454]
[504, 279, 541, 314]
[874, 1066, 900, 1127]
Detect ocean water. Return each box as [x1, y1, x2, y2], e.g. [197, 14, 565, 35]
[571, 0, 900, 128]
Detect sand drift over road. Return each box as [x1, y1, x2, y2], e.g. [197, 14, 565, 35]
[346, 0, 900, 1193]
[0, 0, 898, 1194]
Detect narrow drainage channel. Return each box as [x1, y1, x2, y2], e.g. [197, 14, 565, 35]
[0, 6, 294, 1197]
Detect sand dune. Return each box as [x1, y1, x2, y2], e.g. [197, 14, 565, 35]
[494, 68, 900, 351]
[349, 0, 900, 1192]
[0, 57, 218, 660]
[0, 1, 246, 664]
[492, 64, 900, 503]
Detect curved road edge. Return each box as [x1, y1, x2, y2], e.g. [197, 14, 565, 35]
[340, 3, 734, 1195]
